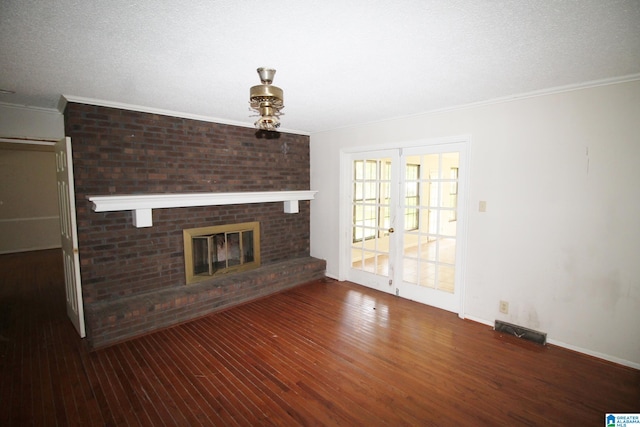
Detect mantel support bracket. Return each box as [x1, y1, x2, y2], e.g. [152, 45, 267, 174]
[132, 208, 153, 228]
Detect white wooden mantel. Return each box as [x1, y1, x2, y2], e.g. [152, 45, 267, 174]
[87, 190, 318, 228]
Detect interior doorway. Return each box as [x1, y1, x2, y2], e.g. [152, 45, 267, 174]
[0, 137, 85, 337]
[0, 140, 60, 254]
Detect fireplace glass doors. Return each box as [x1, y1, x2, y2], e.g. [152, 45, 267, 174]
[183, 222, 260, 284]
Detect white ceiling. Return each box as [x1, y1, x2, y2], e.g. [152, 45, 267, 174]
[1, 0, 639, 134]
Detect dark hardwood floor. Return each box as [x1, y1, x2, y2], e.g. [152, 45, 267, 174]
[0, 249, 638, 426]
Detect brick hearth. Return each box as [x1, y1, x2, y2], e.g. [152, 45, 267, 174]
[85, 256, 325, 349]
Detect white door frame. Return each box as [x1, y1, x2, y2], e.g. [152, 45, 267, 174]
[339, 135, 471, 319]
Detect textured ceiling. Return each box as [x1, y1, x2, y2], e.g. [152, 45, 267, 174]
[1, 0, 639, 134]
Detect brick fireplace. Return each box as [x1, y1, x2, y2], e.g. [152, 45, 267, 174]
[64, 103, 325, 349]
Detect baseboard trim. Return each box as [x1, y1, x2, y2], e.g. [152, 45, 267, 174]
[462, 315, 639, 370]
[546, 338, 640, 371]
[0, 245, 62, 255]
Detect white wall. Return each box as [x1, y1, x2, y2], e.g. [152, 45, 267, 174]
[0, 103, 64, 140]
[0, 104, 65, 253]
[310, 80, 640, 368]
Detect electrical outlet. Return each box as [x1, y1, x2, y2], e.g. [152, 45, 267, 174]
[499, 300, 509, 314]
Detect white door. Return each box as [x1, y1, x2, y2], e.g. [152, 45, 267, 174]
[345, 140, 468, 314]
[347, 150, 400, 295]
[396, 144, 466, 313]
[55, 137, 86, 337]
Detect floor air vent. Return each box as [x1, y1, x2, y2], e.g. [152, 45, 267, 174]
[494, 320, 547, 345]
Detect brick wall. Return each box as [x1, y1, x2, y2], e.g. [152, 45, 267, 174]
[63, 103, 322, 347]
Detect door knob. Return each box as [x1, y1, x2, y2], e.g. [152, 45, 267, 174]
[388, 228, 395, 233]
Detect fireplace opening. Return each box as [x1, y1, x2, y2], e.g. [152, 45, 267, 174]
[183, 222, 261, 284]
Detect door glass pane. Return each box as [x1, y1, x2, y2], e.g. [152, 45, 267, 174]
[440, 185, 457, 208]
[354, 182, 363, 200]
[438, 265, 455, 293]
[403, 257, 418, 285]
[424, 154, 440, 179]
[420, 262, 435, 288]
[362, 251, 376, 273]
[380, 206, 390, 230]
[438, 237, 456, 264]
[426, 209, 437, 235]
[365, 181, 376, 199]
[439, 210, 456, 235]
[427, 182, 438, 208]
[404, 163, 420, 230]
[421, 236, 436, 262]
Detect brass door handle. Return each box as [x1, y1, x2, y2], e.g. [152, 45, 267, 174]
[388, 228, 395, 233]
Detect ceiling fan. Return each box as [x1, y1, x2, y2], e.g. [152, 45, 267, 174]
[249, 67, 284, 131]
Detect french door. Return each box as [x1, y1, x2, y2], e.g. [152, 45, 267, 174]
[345, 140, 467, 314]
[348, 149, 400, 294]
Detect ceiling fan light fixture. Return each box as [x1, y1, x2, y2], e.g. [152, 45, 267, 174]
[250, 67, 284, 131]
[257, 67, 276, 85]
[254, 115, 280, 132]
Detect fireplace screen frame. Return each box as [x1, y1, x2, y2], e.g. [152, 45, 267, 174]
[183, 221, 261, 285]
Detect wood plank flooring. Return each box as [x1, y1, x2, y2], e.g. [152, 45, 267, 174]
[1, 249, 638, 426]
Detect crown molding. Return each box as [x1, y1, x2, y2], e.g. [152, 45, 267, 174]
[0, 101, 61, 115]
[315, 73, 640, 134]
[430, 73, 640, 114]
